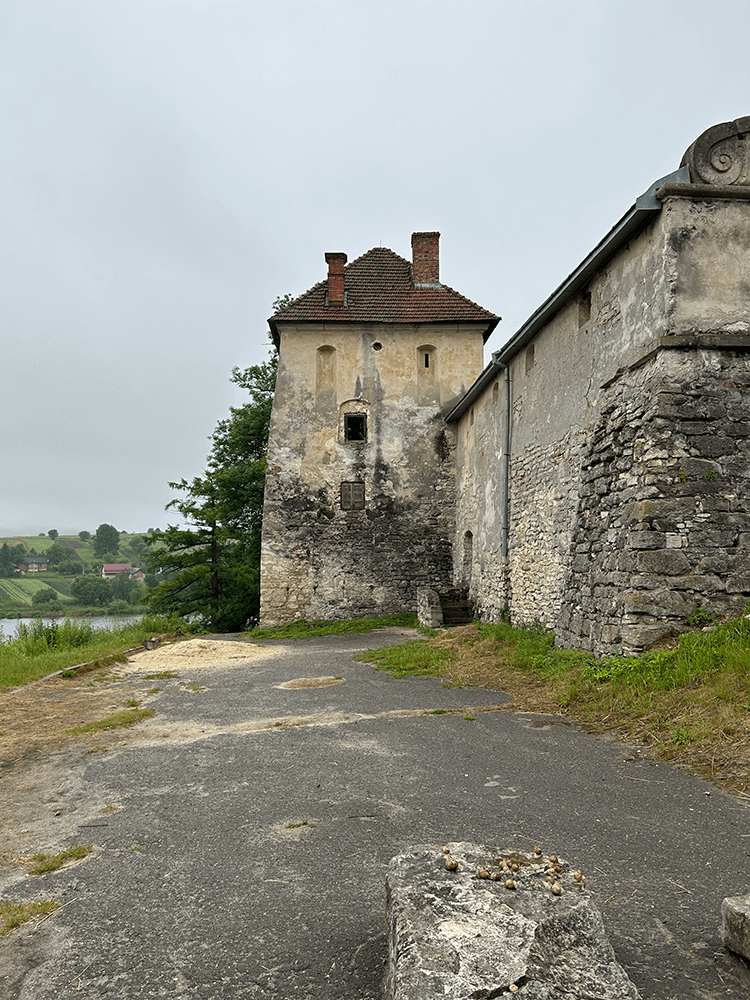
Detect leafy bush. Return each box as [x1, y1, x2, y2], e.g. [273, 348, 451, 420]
[31, 587, 61, 608]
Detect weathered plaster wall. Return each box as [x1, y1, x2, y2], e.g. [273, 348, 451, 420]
[261, 322, 485, 624]
[455, 194, 750, 653]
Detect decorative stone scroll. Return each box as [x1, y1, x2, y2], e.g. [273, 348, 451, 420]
[681, 116, 750, 185]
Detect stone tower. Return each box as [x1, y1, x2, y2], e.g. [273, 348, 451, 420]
[260, 232, 499, 625]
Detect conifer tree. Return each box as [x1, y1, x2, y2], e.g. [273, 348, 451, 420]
[145, 301, 286, 631]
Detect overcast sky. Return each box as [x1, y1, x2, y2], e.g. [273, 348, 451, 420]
[2, 0, 748, 536]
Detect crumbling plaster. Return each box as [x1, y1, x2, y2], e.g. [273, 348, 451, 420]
[261, 321, 485, 625]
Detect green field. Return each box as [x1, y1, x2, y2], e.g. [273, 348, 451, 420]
[0, 578, 75, 607]
[0, 532, 149, 568]
[0, 533, 152, 613]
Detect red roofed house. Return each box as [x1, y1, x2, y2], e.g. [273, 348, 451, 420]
[101, 563, 132, 580]
[260, 232, 499, 625]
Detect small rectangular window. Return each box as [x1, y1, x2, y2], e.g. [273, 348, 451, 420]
[424, 353, 430, 368]
[344, 413, 367, 442]
[341, 481, 365, 510]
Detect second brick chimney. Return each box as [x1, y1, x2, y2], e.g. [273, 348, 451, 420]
[411, 232, 441, 287]
[325, 252, 347, 305]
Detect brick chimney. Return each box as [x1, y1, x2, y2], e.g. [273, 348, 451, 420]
[411, 232, 440, 287]
[325, 252, 347, 305]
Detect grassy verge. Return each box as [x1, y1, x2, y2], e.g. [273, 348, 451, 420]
[0, 614, 208, 692]
[359, 616, 750, 793]
[248, 613, 417, 640]
[0, 900, 60, 936]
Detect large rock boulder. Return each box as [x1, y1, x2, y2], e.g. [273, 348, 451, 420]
[385, 842, 640, 999]
[722, 893, 750, 960]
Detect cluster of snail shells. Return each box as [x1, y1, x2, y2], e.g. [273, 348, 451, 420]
[441, 845, 586, 895]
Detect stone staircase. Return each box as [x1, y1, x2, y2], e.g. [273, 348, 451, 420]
[439, 592, 473, 626]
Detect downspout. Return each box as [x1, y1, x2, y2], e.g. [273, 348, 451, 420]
[501, 362, 510, 558]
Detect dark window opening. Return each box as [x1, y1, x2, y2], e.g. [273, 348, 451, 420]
[341, 481, 365, 510]
[424, 352, 430, 368]
[344, 413, 367, 442]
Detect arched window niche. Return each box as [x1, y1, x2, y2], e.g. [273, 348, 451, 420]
[316, 345, 336, 396]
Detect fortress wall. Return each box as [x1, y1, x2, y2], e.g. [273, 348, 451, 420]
[456, 192, 750, 653]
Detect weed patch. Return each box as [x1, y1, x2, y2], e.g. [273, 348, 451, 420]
[66, 708, 155, 735]
[360, 640, 452, 678]
[28, 844, 92, 874]
[0, 615, 203, 692]
[0, 900, 60, 936]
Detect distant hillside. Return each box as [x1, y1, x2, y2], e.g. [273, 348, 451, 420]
[0, 532, 150, 569]
[0, 532, 154, 614]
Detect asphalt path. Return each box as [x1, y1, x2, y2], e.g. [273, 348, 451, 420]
[3, 627, 750, 999]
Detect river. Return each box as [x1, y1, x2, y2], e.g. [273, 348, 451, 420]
[0, 614, 143, 641]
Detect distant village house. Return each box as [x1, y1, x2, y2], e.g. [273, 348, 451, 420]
[20, 556, 48, 574]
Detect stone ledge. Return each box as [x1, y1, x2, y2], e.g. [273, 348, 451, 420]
[385, 842, 639, 999]
[601, 332, 750, 389]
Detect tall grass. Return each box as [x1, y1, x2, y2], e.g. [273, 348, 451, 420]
[0, 614, 207, 691]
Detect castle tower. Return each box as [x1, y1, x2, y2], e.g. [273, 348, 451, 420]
[260, 233, 499, 625]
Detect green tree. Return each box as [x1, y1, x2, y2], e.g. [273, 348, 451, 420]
[71, 574, 112, 607]
[46, 542, 83, 575]
[129, 536, 146, 557]
[146, 309, 283, 631]
[47, 529, 58, 540]
[0, 543, 18, 578]
[32, 587, 62, 609]
[93, 524, 120, 559]
[110, 571, 136, 602]
[78, 530, 91, 541]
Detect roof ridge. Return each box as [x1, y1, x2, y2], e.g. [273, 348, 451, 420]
[267, 241, 499, 341]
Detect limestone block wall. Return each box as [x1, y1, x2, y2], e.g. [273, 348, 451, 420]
[557, 346, 750, 653]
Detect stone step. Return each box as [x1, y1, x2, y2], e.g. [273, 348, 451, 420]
[440, 601, 473, 625]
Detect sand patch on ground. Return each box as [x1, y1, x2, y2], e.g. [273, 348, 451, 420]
[123, 637, 280, 673]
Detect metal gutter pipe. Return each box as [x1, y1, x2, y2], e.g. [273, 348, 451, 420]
[502, 363, 510, 558]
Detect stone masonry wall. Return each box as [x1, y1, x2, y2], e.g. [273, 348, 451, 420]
[261, 426, 457, 623]
[556, 346, 750, 654]
[503, 431, 585, 631]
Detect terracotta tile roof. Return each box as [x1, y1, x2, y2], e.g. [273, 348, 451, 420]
[268, 247, 499, 343]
